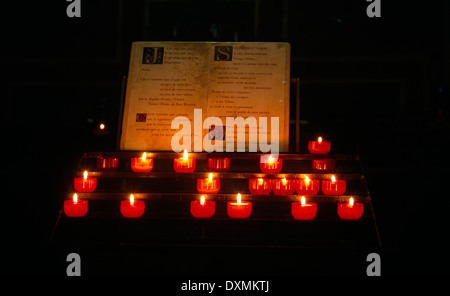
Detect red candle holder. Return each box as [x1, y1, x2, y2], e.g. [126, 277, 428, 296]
[296, 176, 320, 195]
[272, 178, 295, 195]
[291, 196, 317, 220]
[337, 197, 363, 220]
[248, 178, 272, 195]
[131, 152, 153, 172]
[312, 159, 335, 172]
[321, 175, 346, 195]
[197, 173, 220, 194]
[308, 137, 331, 154]
[190, 196, 215, 218]
[260, 155, 282, 174]
[73, 171, 97, 193]
[64, 193, 88, 217]
[208, 157, 230, 172]
[173, 149, 196, 173]
[227, 193, 252, 219]
[120, 194, 145, 218]
[96, 157, 119, 171]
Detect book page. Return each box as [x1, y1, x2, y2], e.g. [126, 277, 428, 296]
[120, 42, 290, 152]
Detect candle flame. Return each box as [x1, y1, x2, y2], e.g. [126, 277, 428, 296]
[258, 178, 264, 185]
[304, 176, 310, 183]
[200, 195, 205, 205]
[318, 137, 322, 143]
[142, 152, 147, 160]
[282, 178, 287, 185]
[99, 123, 105, 130]
[301, 196, 305, 206]
[331, 175, 336, 182]
[73, 193, 78, 204]
[130, 194, 135, 205]
[208, 173, 213, 181]
[268, 155, 274, 163]
[183, 149, 189, 160]
[349, 197, 354, 207]
[237, 193, 241, 204]
[83, 170, 88, 180]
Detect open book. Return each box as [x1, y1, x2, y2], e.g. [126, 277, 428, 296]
[120, 42, 290, 153]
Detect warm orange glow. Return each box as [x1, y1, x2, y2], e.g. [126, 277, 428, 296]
[304, 176, 310, 183]
[349, 197, 354, 207]
[331, 175, 336, 182]
[183, 149, 189, 160]
[99, 123, 105, 130]
[208, 173, 213, 181]
[282, 178, 287, 185]
[301, 196, 306, 206]
[73, 193, 78, 204]
[258, 178, 264, 185]
[200, 195, 205, 205]
[237, 193, 242, 204]
[83, 170, 88, 180]
[130, 194, 135, 205]
[318, 137, 322, 143]
[142, 152, 147, 160]
[268, 155, 274, 163]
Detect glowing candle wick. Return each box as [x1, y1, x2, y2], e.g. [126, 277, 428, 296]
[142, 152, 147, 160]
[304, 176, 310, 183]
[301, 196, 305, 206]
[237, 193, 241, 204]
[331, 175, 336, 183]
[83, 170, 88, 180]
[318, 137, 322, 143]
[208, 173, 213, 181]
[200, 195, 205, 205]
[130, 194, 135, 206]
[182, 149, 189, 160]
[349, 197, 354, 207]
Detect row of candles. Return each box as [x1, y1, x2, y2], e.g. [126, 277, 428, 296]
[64, 193, 363, 220]
[75, 170, 346, 196]
[93, 137, 333, 173]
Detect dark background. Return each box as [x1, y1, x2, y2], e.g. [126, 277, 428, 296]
[1, 0, 449, 276]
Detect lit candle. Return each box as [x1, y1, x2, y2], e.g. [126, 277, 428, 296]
[296, 176, 320, 195]
[272, 178, 295, 195]
[197, 173, 220, 194]
[73, 170, 97, 193]
[190, 195, 215, 218]
[291, 196, 317, 220]
[337, 197, 363, 220]
[312, 159, 335, 172]
[96, 156, 119, 171]
[308, 136, 331, 154]
[227, 193, 252, 219]
[321, 175, 346, 195]
[64, 193, 88, 217]
[120, 194, 145, 218]
[131, 152, 153, 172]
[260, 155, 282, 174]
[173, 149, 196, 173]
[208, 157, 230, 172]
[248, 178, 272, 195]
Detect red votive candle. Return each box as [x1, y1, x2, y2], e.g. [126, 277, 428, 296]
[291, 196, 317, 220]
[337, 197, 363, 220]
[120, 194, 145, 218]
[248, 178, 272, 195]
[64, 193, 88, 217]
[131, 152, 153, 172]
[173, 149, 196, 173]
[197, 173, 220, 194]
[190, 195, 215, 218]
[96, 157, 119, 171]
[227, 193, 252, 219]
[260, 155, 282, 174]
[312, 159, 335, 172]
[73, 170, 97, 193]
[296, 176, 320, 195]
[308, 137, 331, 154]
[321, 175, 346, 195]
[272, 178, 295, 195]
[208, 157, 230, 172]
